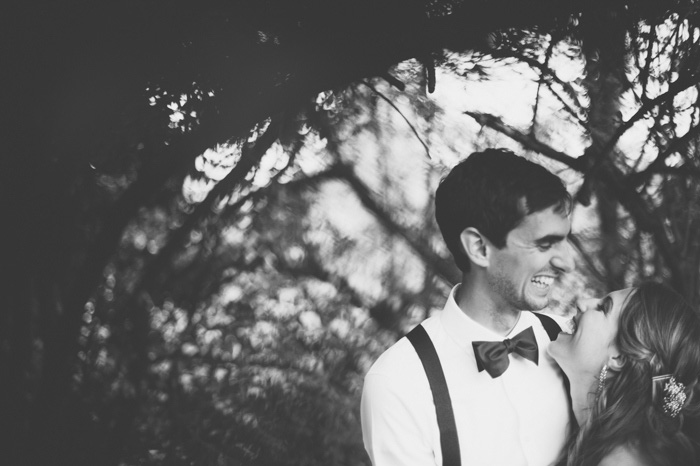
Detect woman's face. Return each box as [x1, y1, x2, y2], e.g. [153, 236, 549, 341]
[548, 288, 635, 380]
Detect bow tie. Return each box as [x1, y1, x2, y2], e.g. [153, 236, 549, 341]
[472, 326, 539, 378]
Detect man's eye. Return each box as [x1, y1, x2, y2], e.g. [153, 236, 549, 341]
[537, 243, 553, 250]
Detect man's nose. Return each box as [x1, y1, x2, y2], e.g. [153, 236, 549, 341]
[551, 240, 575, 273]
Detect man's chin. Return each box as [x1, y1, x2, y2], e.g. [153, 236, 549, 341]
[525, 294, 550, 311]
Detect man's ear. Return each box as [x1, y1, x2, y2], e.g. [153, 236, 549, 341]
[607, 352, 626, 371]
[460, 227, 490, 268]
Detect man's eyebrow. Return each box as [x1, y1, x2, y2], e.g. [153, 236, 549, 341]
[535, 234, 567, 244]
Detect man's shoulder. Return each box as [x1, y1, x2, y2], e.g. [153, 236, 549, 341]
[366, 316, 443, 379]
[366, 331, 420, 378]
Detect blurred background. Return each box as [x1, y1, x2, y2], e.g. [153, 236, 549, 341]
[4, 1, 700, 465]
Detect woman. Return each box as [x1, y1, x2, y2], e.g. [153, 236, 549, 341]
[548, 282, 700, 465]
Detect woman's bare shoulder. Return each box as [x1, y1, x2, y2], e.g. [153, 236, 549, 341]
[598, 444, 651, 466]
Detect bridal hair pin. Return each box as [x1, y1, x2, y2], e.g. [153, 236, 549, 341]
[652, 375, 687, 418]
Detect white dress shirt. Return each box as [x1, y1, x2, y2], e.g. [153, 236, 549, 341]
[361, 286, 571, 466]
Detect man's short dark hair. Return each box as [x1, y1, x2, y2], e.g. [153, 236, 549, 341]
[435, 148, 571, 272]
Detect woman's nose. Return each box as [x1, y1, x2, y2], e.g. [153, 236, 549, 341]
[577, 297, 602, 314]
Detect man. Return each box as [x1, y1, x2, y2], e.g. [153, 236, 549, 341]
[361, 149, 574, 465]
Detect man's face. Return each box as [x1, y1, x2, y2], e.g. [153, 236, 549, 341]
[486, 205, 574, 311]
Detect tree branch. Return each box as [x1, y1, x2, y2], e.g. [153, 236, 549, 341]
[464, 111, 585, 170]
[361, 80, 432, 159]
[627, 123, 700, 186]
[490, 48, 586, 121]
[601, 72, 700, 156]
[335, 163, 460, 284]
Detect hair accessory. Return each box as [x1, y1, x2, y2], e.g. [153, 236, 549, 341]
[652, 375, 687, 418]
[597, 364, 608, 397]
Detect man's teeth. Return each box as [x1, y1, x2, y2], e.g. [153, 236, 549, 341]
[531, 276, 554, 289]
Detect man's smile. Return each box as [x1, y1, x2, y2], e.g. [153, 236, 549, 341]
[531, 275, 555, 290]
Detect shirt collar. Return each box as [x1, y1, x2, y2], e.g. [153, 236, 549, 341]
[440, 284, 534, 352]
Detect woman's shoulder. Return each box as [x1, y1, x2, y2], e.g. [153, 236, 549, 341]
[598, 444, 652, 466]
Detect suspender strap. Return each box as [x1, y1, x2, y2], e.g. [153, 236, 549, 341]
[531, 312, 563, 341]
[406, 325, 461, 466]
